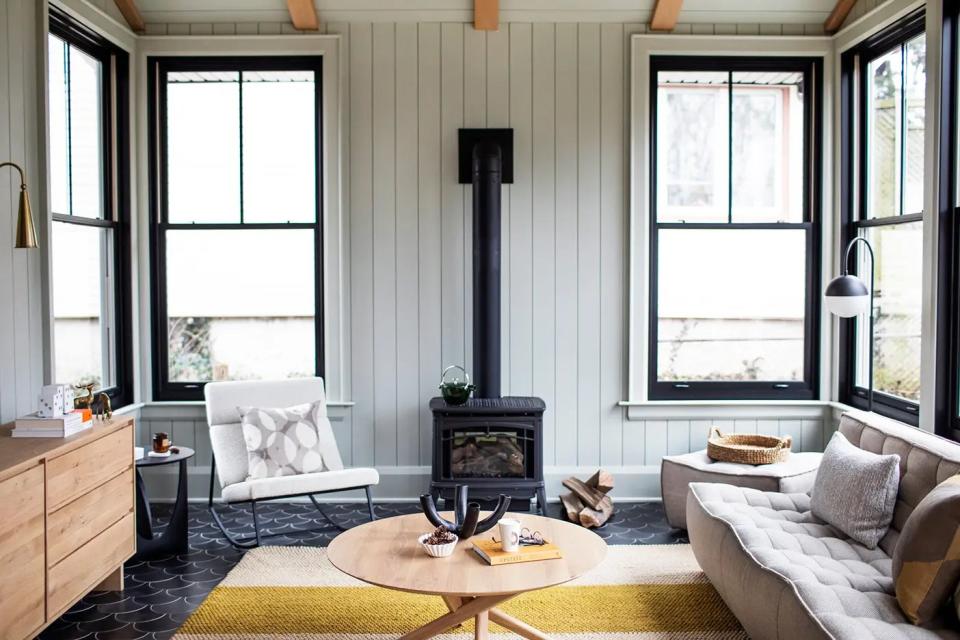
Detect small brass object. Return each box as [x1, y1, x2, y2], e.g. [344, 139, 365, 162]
[93, 392, 113, 420]
[73, 383, 96, 410]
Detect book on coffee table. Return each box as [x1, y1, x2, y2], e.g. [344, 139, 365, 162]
[471, 539, 563, 566]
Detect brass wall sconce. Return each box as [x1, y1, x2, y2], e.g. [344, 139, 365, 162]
[0, 161, 38, 249]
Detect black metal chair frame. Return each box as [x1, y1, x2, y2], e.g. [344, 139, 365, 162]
[207, 454, 377, 549]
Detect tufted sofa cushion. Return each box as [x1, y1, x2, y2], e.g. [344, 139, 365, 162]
[687, 410, 960, 640]
[688, 483, 960, 639]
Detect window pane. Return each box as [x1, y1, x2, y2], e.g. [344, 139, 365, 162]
[656, 71, 729, 222]
[242, 71, 317, 223]
[48, 35, 70, 216]
[166, 72, 241, 223]
[903, 34, 925, 215]
[855, 222, 922, 401]
[657, 229, 807, 381]
[866, 48, 902, 219]
[731, 71, 804, 222]
[165, 229, 316, 382]
[52, 222, 114, 389]
[68, 45, 104, 219]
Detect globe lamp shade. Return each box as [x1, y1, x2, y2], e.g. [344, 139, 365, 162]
[824, 274, 870, 318]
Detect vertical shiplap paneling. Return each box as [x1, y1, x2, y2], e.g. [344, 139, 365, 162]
[599, 22, 625, 467]
[193, 420, 212, 467]
[372, 23, 398, 466]
[757, 419, 779, 437]
[486, 26, 511, 393]
[779, 419, 803, 450]
[0, 0, 43, 423]
[553, 23, 579, 467]
[530, 23, 557, 467]
[462, 26, 485, 379]
[734, 419, 758, 434]
[645, 419, 667, 465]
[395, 23, 420, 467]
[440, 24, 465, 373]
[667, 419, 689, 455]
[509, 23, 534, 397]
[0, 0, 16, 423]
[576, 24, 601, 467]
[622, 420, 645, 465]
[802, 419, 823, 452]
[349, 23, 375, 466]
[689, 419, 713, 451]
[417, 24, 442, 466]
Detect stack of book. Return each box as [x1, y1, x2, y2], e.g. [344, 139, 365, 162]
[13, 410, 93, 438]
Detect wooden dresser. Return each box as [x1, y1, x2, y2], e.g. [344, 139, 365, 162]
[0, 417, 135, 640]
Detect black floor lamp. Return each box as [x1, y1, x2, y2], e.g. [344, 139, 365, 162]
[824, 237, 875, 412]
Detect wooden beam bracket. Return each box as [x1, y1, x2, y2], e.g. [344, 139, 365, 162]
[824, 0, 857, 34]
[650, 0, 682, 32]
[113, 0, 145, 33]
[475, 0, 499, 31]
[287, 0, 320, 31]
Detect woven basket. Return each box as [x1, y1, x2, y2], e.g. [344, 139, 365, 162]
[706, 427, 792, 465]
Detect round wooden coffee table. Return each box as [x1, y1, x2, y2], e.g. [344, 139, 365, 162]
[327, 512, 606, 640]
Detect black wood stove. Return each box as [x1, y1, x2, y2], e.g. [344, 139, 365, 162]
[429, 129, 547, 513]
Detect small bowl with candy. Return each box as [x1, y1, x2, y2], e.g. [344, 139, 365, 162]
[418, 526, 458, 558]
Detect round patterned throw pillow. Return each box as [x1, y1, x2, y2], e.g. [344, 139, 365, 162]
[892, 474, 960, 626]
[240, 401, 329, 479]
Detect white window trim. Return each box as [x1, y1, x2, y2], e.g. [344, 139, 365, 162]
[135, 35, 347, 403]
[627, 34, 835, 403]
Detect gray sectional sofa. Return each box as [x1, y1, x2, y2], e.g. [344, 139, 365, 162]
[687, 411, 960, 639]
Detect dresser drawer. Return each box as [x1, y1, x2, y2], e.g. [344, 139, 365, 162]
[0, 466, 46, 640]
[48, 467, 134, 567]
[46, 424, 133, 511]
[48, 511, 135, 617]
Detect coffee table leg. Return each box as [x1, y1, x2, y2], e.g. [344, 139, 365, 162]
[399, 595, 513, 640]
[474, 610, 489, 640]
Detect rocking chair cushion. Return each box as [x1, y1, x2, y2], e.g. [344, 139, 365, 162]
[240, 401, 332, 479]
[220, 467, 380, 503]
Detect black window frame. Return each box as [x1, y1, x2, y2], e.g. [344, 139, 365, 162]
[148, 56, 325, 401]
[648, 55, 823, 401]
[49, 7, 133, 408]
[838, 9, 925, 425]
[938, 0, 960, 440]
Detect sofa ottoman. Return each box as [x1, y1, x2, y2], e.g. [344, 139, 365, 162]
[661, 449, 822, 529]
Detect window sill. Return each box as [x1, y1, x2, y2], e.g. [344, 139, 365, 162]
[617, 399, 850, 421]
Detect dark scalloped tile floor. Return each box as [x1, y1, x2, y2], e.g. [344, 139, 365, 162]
[40, 500, 685, 640]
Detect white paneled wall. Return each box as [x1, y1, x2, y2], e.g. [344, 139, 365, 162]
[0, 2, 849, 497]
[132, 19, 840, 500]
[0, 0, 45, 424]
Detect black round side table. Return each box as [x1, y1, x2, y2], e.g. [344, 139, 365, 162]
[134, 446, 195, 559]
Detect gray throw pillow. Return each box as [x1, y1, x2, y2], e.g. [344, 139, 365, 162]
[810, 431, 900, 549]
[240, 401, 328, 479]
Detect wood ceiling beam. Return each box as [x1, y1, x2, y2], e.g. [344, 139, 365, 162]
[287, 0, 320, 31]
[474, 0, 499, 31]
[824, 0, 857, 34]
[112, 0, 145, 33]
[650, 0, 682, 31]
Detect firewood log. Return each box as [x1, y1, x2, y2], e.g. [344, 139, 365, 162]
[562, 477, 607, 510]
[586, 469, 614, 494]
[559, 492, 584, 523]
[579, 495, 614, 528]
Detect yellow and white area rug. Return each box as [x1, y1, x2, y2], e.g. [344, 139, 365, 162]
[175, 545, 746, 640]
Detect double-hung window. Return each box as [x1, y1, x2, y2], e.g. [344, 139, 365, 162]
[148, 57, 323, 400]
[840, 11, 925, 423]
[649, 56, 822, 400]
[48, 9, 132, 406]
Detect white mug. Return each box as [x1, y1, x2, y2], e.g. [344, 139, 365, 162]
[498, 518, 521, 553]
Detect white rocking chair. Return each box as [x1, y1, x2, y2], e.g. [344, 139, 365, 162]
[204, 377, 378, 548]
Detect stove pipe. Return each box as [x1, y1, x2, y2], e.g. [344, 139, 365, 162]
[459, 129, 514, 399]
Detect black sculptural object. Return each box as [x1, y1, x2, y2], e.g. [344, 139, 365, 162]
[419, 486, 510, 539]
